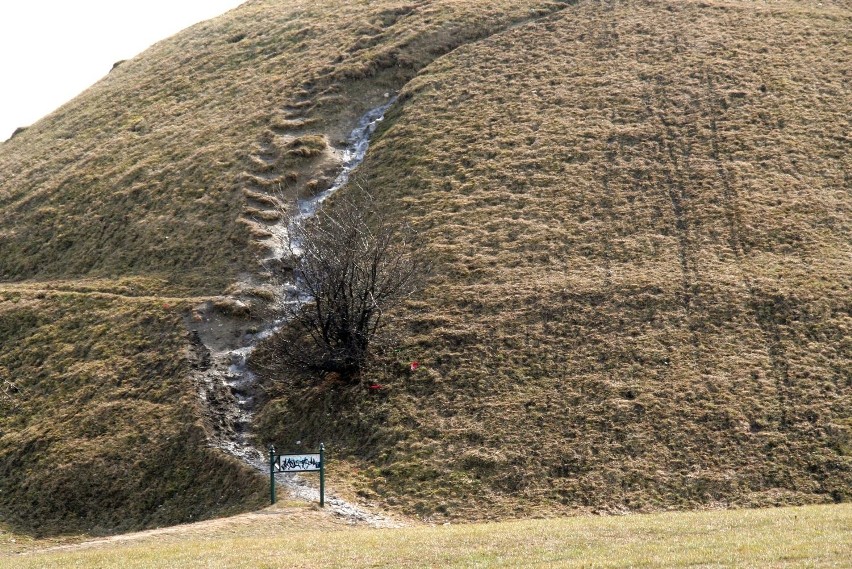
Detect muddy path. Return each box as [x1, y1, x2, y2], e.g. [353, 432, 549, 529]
[186, 100, 398, 527]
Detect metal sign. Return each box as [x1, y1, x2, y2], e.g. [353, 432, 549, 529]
[277, 454, 321, 472]
[269, 443, 325, 507]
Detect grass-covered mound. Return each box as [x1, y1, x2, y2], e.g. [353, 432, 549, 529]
[0, 0, 848, 533]
[256, 0, 851, 520]
[0, 0, 574, 534]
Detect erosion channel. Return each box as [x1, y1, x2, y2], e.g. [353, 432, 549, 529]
[188, 98, 398, 526]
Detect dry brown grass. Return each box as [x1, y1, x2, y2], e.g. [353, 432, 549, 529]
[0, 0, 575, 535]
[0, 0, 570, 292]
[257, 0, 851, 521]
[1, 0, 848, 536]
[0, 282, 268, 535]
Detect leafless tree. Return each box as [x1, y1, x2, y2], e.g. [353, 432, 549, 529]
[276, 188, 426, 381]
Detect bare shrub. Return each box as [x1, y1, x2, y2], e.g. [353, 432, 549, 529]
[276, 188, 426, 381]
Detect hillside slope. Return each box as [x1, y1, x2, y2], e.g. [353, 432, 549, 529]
[0, 0, 849, 533]
[0, 0, 567, 291]
[256, 0, 851, 520]
[0, 0, 573, 534]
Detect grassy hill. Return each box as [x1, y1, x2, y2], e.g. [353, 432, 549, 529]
[254, 0, 851, 520]
[1, 0, 849, 534]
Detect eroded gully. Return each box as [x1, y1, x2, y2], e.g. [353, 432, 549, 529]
[188, 98, 399, 527]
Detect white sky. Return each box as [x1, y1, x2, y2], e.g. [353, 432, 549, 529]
[0, 1, 247, 141]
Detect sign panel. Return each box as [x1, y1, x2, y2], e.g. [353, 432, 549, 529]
[277, 453, 322, 472]
[270, 444, 325, 507]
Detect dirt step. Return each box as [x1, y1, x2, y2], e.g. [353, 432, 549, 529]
[243, 207, 283, 223]
[247, 155, 278, 172]
[242, 188, 283, 208]
[269, 116, 317, 133]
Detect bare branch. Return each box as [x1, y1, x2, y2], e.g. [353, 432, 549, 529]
[275, 186, 428, 381]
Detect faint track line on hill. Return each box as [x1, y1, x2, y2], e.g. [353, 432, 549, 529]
[596, 3, 622, 293]
[645, 83, 703, 364]
[704, 70, 791, 430]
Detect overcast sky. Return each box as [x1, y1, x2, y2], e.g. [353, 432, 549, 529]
[0, 1, 246, 141]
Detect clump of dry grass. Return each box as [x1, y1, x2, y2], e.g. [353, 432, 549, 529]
[285, 135, 327, 158]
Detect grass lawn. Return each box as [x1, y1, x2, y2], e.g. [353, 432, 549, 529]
[6, 503, 850, 568]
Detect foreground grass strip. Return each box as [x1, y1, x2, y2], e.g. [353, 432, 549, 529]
[11, 504, 851, 568]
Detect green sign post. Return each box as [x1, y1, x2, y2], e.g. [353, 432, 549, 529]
[269, 445, 276, 505]
[320, 443, 325, 508]
[269, 443, 325, 507]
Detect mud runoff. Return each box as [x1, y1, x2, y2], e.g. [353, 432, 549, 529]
[185, 100, 400, 527]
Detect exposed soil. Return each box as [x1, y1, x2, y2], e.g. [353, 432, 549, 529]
[186, 101, 401, 528]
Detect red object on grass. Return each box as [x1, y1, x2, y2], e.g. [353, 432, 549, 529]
[410, 361, 420, 371]
[368, 383, 384, 391]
